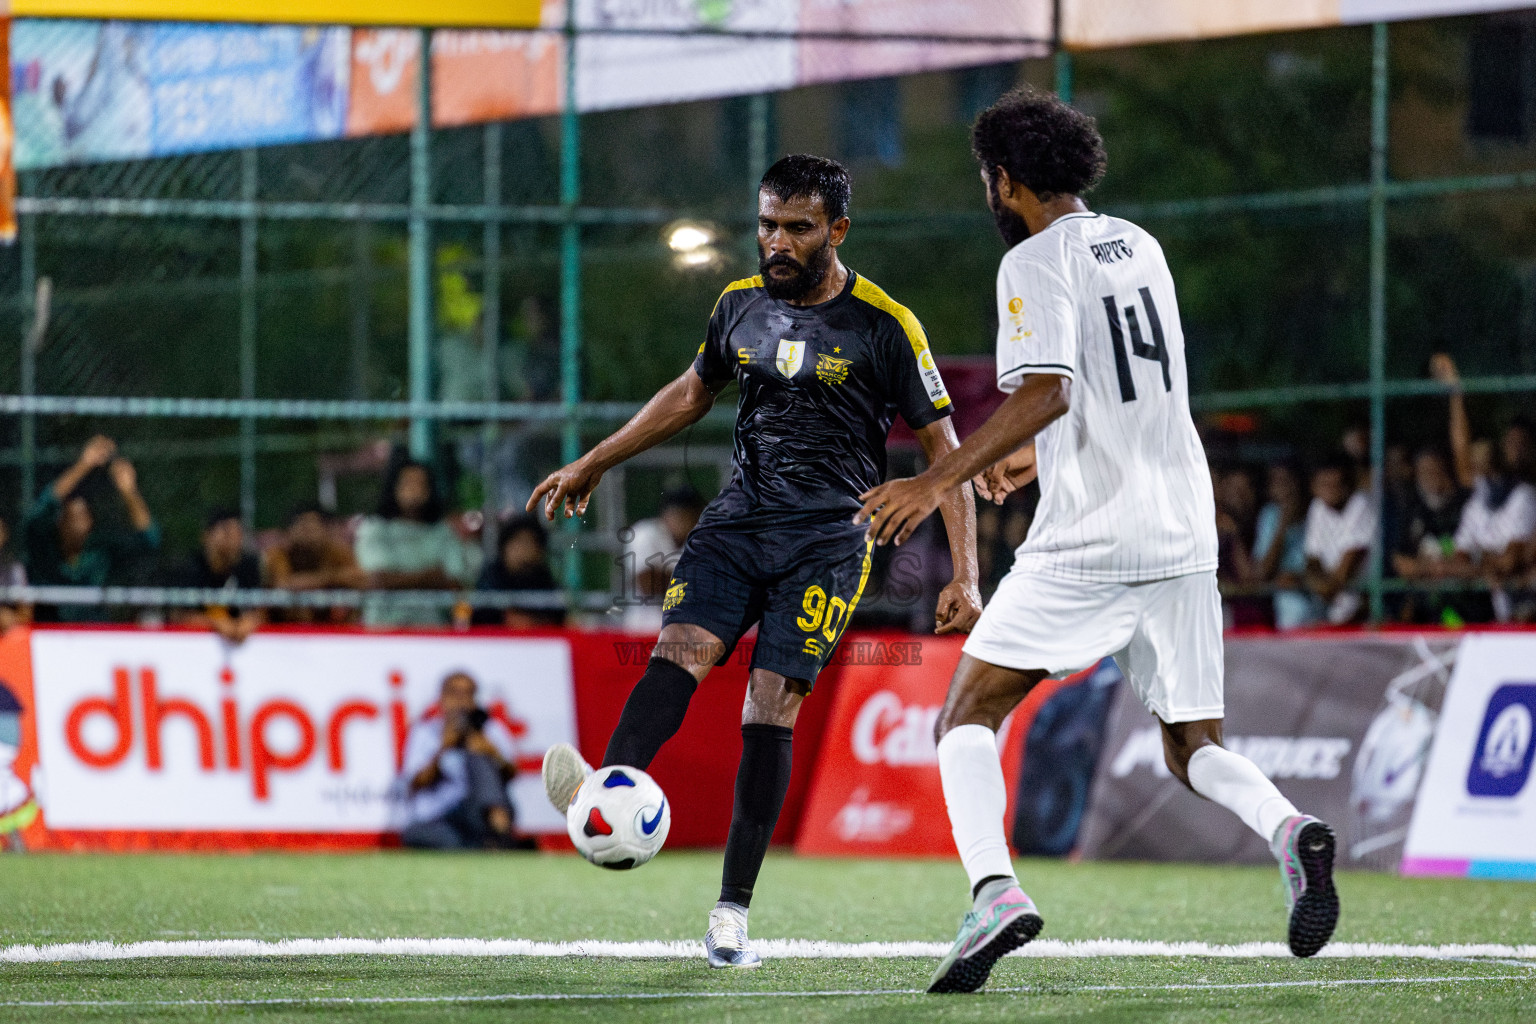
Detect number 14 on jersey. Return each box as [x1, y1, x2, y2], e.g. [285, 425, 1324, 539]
[1102, 287, 1171, 403]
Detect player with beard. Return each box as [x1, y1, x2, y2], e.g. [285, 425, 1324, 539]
[533, 154, 982, 968]
[854, 88, 1340, 992]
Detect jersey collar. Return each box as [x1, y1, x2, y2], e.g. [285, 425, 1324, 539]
[772, 267, 858, 317]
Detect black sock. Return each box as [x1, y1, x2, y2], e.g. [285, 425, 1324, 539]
[602, 658, 698, 770]
[719, 724, 794, 909]
[972, 874, 1013, 901]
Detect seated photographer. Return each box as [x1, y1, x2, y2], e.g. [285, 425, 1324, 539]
[399, 671, 522, 850]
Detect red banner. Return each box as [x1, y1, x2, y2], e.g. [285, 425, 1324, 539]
[796, 637, 1084, 858]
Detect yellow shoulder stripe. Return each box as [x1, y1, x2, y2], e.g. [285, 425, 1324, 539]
[712, 275, 764, 316]
[852, 275, 952, 410]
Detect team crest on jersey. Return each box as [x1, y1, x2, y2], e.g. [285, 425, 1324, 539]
[815, 352, 852, 385]
[776, 339, 805, 378]
[662, 579, 687, 611]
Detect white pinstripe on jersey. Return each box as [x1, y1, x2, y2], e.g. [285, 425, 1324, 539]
[995, 212, 1217, 583]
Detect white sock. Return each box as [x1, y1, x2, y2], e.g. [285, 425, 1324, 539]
[1186, 744, 1298, 843]
[937, 724, 1017, 892]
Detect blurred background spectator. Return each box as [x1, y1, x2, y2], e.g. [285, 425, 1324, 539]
[20, 436, 158, 623]
[1303, 457, 1376, 625]
[0, 518, 30, 633]
[166, 507, 264, 644]
[474, 514, 564, 628]
[399, 671, 524, 850]
[1390, 447, 1472, 624]
[355, 458, 477, 628]
[621, 487, 703, 632]
[1251, 462, 1314, 630]
[264, 505, 366, 624]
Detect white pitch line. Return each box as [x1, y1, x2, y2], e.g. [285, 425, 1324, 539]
[1, 973, 1531, 1009]
[3, 938, 1536, 964]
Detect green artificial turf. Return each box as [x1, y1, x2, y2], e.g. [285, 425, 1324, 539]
[0, 851, 1531, 1023]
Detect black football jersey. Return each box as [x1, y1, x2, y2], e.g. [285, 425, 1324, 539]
[691, 270, 953, 531]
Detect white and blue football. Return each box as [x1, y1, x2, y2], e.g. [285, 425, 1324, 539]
[566, 765, 671, 870]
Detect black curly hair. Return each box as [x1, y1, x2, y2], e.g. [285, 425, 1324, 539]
[971, 86, 1107, 200]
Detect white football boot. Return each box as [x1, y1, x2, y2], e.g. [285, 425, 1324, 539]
[704, 902, 762, 969]
[542, 743, 593, 812]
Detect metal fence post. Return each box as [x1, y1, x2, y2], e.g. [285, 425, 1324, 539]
[408, 27, 435, 461]
[1054, 50, 1073, 103]
[560, 12, 584, 591]
[482, 121, 504, 564]
[1367, 22, 1389, 624]
[18, 178, 36, 512]
[239, 149, 258, 529]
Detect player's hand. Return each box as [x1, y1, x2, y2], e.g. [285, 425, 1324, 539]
[78, 435, 117, 470]
[107, 457, 138, 494]
[527, 457, 604, 521]
[933, 578, 982, 635]
[1428, 352, 1460, 388]
[854, 473, 942, 547]
[972, 444, 1037, 505]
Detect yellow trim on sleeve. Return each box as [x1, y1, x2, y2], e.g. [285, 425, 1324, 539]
[851, 275, 952, 411]
[711, 275, 764, 316]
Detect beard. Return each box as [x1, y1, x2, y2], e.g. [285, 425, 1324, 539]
[989, 176, 1032, 248]
[759, 235, 834, 301]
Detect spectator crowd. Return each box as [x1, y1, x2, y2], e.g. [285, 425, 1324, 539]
[3, 350, 1533, 638]
[0, 437, 569, 639]
[1213, 355, 1536, 628]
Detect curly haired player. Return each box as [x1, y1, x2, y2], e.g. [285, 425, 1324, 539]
[854, 88, 1341, 993]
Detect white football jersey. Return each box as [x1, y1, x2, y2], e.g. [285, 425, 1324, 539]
[995, 211, 1217, 583]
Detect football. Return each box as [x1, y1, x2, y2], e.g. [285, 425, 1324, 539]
[566, 765, 671, 870]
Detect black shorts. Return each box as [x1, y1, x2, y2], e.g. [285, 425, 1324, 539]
[660, 522, 873, 686]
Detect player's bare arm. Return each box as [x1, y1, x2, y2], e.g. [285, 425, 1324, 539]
[527, 367, 721, 521]
[854, 373, 1069, 547]
[913, 417, 983, 634]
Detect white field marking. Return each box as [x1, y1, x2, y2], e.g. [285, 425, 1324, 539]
[1, 974, 1532, 1010]
[4, 938, 1536, 964]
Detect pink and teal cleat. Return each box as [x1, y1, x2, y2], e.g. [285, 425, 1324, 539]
[1272, 814, 1340, 958]
[927, 880, 1043, 994]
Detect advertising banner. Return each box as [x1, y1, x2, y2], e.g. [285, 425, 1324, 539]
[0, 16, 16, 243]
[7, 628, 576, 848]
[346, 28, 561, 137]
[1078, 634, 1457, 869]
[796, 0, 1048, 86]
[10, 19, 349, 168]
[795, 637, 1117, 858]
[1402, 633, 1536, 879]
[10, 0, 545, 29]
[573, 0, 799, 113]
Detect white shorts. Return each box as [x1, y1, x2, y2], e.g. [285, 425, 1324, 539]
[962, 570, 1224, 723]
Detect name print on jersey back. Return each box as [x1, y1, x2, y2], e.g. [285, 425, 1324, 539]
[994, 212, 1218, 584]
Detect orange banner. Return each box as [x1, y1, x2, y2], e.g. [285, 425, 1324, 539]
[0, 17, 16, 244]
[348, 28, 561, 138]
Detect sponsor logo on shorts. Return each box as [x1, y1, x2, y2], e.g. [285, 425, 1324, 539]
[662, 580, 687, 612]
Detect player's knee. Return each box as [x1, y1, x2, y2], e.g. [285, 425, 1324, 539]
[1160, 720, 1221, 788]
[741, 674, 806, 728]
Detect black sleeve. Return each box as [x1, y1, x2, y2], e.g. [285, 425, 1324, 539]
[691, 289, 740, 388]
[883, 314, 953, 431]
